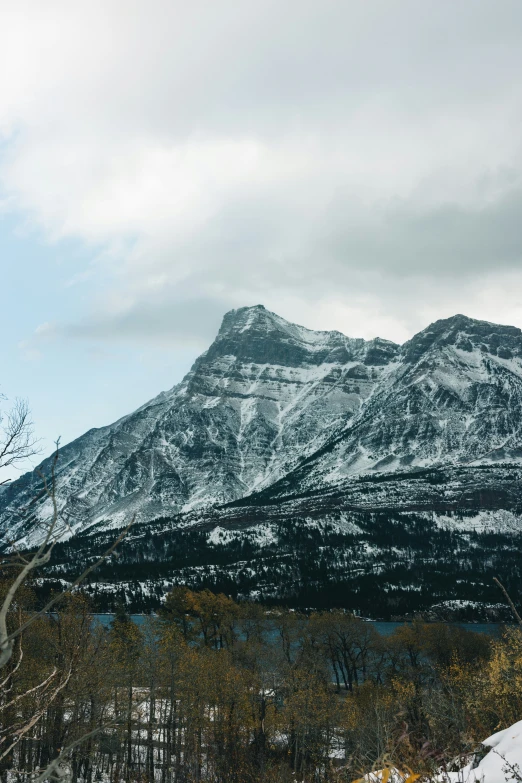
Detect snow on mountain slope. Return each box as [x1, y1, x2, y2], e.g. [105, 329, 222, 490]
[3, 309, 522, 553]
[0, 305, 398, 544]
[7, 309, 522, 616]
[260, 314, 522, 499]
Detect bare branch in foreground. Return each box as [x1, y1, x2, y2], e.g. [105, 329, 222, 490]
[0, 442, 134, 667]
[3, 517, 134, 652]
[0, 397, 41, 484]
[0, 663, 73, 763]
[493, 576, 522, 625]
[32, 689, 151, 783]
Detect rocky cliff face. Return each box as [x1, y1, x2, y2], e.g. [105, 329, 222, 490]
[0, 305, 398, 545]
[258, 313, 522, 501]
[4, 306, 522, 616]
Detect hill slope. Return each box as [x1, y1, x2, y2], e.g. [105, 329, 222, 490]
[0, 305, 397, 545]
[246, 313, 522, 502]
[2, 308, 522, 617]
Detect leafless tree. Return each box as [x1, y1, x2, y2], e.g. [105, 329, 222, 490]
[0, 435, 133, 782]
[0, 445, 133, 668]
[0, 397, 40, 485]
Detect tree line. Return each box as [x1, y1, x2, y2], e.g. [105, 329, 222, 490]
[1, 584, 521, 783]
[44, 510, 522, 619]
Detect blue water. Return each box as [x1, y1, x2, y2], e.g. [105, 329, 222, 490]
[94, 614, 147, 627]
[372, 621, 501, 636]
[93, 615, 502, 636]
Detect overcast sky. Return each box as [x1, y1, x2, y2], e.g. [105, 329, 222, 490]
[2, 0, 522, 474]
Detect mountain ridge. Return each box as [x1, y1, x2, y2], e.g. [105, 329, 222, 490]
[3, 305, 522, 616]
[2, 305, 522, 609]
[0, 304, 399, 545]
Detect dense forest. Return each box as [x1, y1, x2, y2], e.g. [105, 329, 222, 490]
[1, 584, 521, 783]
[42, 509, 522, 620]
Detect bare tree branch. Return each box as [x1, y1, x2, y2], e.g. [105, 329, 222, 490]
[0, 666, 57, 713]
[0, 442, 134, 667]
[0, 637, 23, 691]
[493, 576, 522, 625]
[0, 449, 62, 667]
[3, 517, 134, 651]
[0, 397, 41, 483]
[32, 690, 151, 783]
[0, 664, 73, 763]
[0, 414, 136, 781]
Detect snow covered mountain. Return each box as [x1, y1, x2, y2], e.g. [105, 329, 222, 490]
[3, 306, 522, 616]
[251, 313, 522, 502]
[0, 305, 398, 545]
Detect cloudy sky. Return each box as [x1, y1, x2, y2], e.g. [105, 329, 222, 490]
[2, 0, 522, 472]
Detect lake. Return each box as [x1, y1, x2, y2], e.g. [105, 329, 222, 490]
[93, 615, 503, 636]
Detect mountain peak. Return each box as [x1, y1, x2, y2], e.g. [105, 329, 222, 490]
[218, 304, 274, 336]
[417, 312, 522, 337]
[207, 304, 400, 367]
[206, 304, 343, 366]
[403, 313, 522, 363]
[4, 304, 522, 560]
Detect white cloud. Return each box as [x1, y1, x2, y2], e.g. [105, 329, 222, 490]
[3, 0, 522, 347]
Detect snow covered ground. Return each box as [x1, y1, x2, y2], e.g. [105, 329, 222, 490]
[443, 721, 522, 783]
[367, 722, 522, 783]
